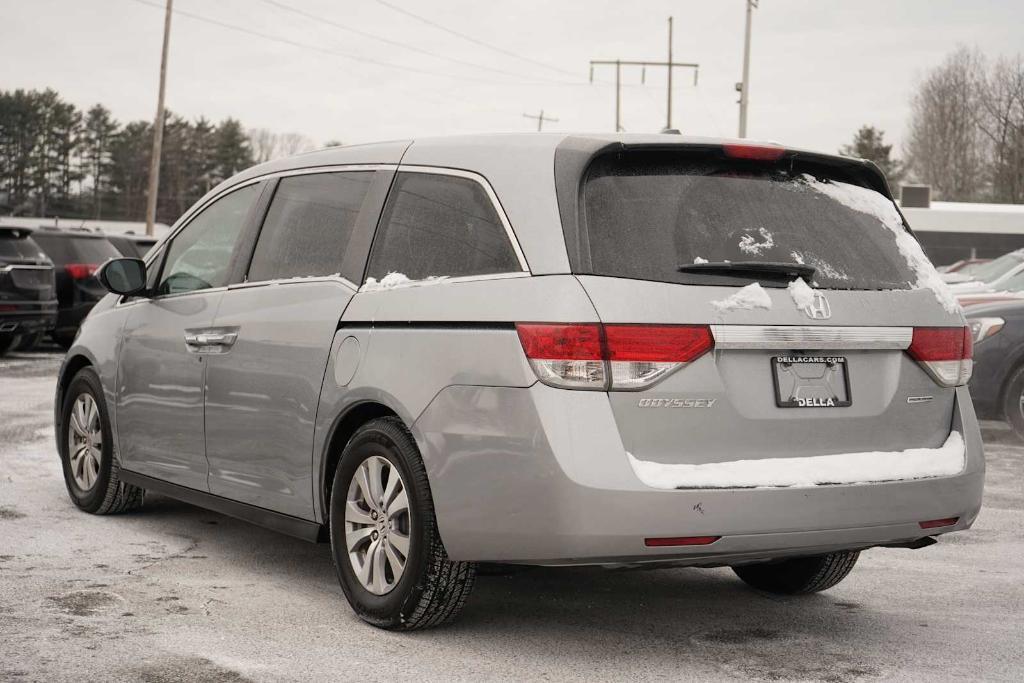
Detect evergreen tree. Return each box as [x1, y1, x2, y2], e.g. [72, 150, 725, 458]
[212, 118, 253, 184]
[81, 104, 119, 219]
[840, 125, 905, 188]
[109, 121, 151, 221]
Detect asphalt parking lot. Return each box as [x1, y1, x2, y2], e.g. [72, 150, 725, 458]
[1, 349, 1022, 682]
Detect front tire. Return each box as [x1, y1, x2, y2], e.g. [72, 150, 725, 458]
[59, 367, 144, 514]
[733, 551, 859, 595]
[329, 417, 475, 630]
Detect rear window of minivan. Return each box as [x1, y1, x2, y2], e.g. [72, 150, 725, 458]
[578, 152, 919, 290]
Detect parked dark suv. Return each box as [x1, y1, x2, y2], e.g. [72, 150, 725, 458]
[30, 228, 120, 348]
[107, 233, 158, 259]
[0, 225, 58, 355]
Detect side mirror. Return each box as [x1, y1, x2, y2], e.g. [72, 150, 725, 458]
[97, 257, 148, 296]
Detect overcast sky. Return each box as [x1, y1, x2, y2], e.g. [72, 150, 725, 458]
[2, 0, 1022, 154]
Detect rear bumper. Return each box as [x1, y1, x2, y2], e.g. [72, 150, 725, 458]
[0, 302, 58, 334]
[414, 384, 984, 565]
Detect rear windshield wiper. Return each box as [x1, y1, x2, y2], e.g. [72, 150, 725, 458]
[677, 261, 817, 280]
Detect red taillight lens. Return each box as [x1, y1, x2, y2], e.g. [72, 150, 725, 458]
[515, 323, 602, 360]
[65, 263, 98, 280]
[919, 517, 959, 529]
[516, 323, 713, 390]
[907, 326, 973, 387]
[604, 324, 714, 362]
[644, 536, 721, 547]
[722, 143, 786, 161]
[908, 327, 972, 361]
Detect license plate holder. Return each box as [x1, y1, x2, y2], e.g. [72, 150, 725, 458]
[772, 355, 852, 408]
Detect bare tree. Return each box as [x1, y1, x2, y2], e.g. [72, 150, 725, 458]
[978, 56, 1024, 203]
[248, 127, 279, 165]
[247, 128, 314, 162]
[905, 47, 989, 201]
[278, 132, 315, 157]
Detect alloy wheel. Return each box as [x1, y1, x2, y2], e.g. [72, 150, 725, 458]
[68, 393, 102, 490]
[344, 455, 411, 595]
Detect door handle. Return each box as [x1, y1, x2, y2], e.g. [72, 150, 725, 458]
[184, 331, 238, 350]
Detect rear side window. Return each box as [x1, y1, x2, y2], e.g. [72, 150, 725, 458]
[579, 152, 919, 290]
[248, 171, 373, 282]
[0, 233, 47, 261]
[32, 234, 120, 265]
[365, 172, 521, 282]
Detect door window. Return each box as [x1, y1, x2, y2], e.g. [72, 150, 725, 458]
[365, 172, 521, 282]
[248, 171, 374, 282]
[157, 184, 259, 296]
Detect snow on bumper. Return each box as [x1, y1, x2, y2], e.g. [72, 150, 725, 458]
[627, 431, 965, 490]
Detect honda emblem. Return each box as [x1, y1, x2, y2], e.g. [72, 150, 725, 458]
[806, 292, 831, 320]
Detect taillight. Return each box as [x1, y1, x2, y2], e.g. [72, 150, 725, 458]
[906, 326, 973, 387]
[516, 323, 713, 391]
[722, 142, 786, 161]
[65, 263, 98, 280]
[515, 323, 605, 390]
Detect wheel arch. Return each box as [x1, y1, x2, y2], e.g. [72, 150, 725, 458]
[319, 401, 400, 525]
[54, 353, 97, 450]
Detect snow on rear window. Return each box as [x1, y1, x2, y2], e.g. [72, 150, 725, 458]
[799, 174, 958, 312]
[580, 153, 924, 292]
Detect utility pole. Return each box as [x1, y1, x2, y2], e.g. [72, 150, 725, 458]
[523, 109, 559, 132]
[145, 0, 173, 237]
[666, 17, 673, 130]
[590, 19, 698, 133]
[736, 0, 758, 138]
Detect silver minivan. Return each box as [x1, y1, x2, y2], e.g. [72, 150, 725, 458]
[55, 134, 984, 630]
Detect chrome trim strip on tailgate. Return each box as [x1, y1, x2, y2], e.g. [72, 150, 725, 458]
[711, 325, 913, 350]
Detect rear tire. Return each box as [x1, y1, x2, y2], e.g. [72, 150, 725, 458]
[329, 416, 475, 630]
[59, 367, 145, 514]
[1001, 365, 1024, 442]
[733, 551, 859, 594]
[0, 333, 19, 357]
[14, 332, 42, 351]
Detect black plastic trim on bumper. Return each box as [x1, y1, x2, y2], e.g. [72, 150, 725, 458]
[118, 470, 324, 542]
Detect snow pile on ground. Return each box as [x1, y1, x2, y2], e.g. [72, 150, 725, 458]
[801, 174, 959, 313]
[711, 282, 772, 312]
[788, 277, 816, 314]
[627, 431, 965, 489]
[361, 272, 448, 292]
[738, 227, 774, 256]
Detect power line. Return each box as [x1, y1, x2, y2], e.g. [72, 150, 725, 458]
[374, 0, 581, 79]
[127, 0, 553, 87]
[259, 0, 575, 85]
